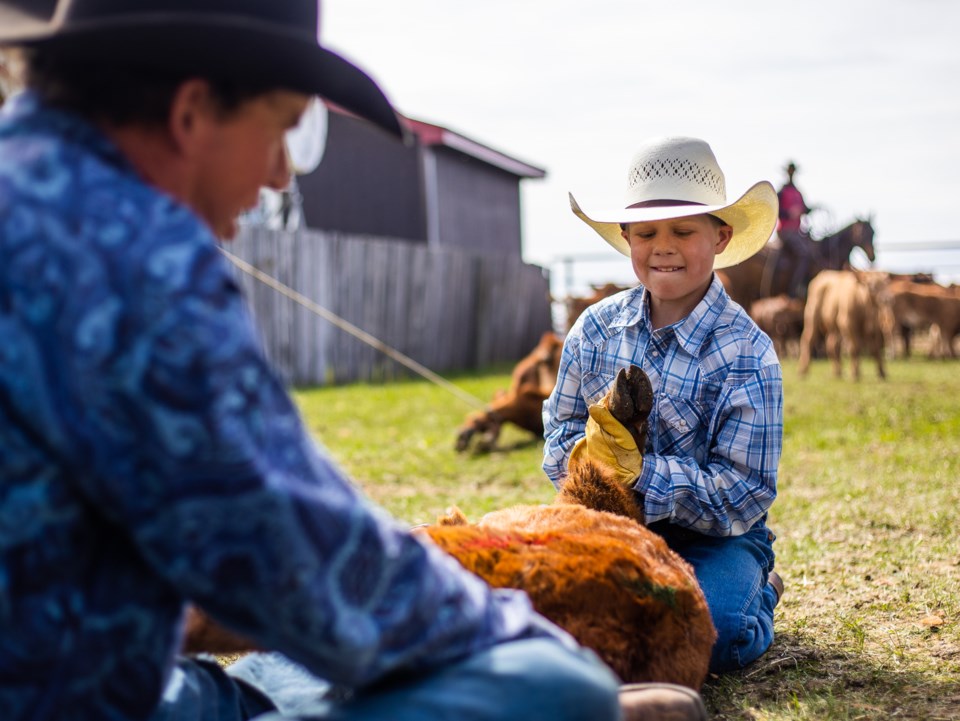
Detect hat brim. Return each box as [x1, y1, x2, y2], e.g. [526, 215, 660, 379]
[1, 19, 405, 140]
[569, 180, 778, 270]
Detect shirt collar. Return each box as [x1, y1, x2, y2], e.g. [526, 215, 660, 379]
[674, 274, 728, 354]
[609, 286, 647, 330]
[610, 275, 728, 354]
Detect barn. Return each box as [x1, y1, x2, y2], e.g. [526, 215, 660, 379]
[227, 106, 554, 386]
[298, 109, 545, 255]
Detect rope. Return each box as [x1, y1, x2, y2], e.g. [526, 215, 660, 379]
[219, 248, 488, 410]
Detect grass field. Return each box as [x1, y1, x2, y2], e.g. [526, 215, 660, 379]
[293, 357, 960, 720]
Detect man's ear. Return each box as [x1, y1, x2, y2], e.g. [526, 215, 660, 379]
[715, 224, 733, 255]
[167, 79, 214, 157]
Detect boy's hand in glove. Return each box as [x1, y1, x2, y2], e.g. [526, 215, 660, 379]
[568, 366, 653, 487]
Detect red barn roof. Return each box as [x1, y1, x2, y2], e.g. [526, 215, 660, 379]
[324, 101, 545, 179]
[403, 117, 546, 179]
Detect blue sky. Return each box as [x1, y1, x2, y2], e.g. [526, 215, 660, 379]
[325, 0, 960, 291]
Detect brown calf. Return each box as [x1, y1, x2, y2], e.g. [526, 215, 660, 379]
[185, 367, 716, 689]
[749, 295, 805, 359]
[883, 279, 960, 359]
[422, 459, 716, 689]
[798, 270, 889, 381]
[454, 331, 563, 453]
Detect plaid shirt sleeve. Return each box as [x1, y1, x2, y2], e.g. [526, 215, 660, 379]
[638, 361, 782, 536]
[542, 328, 590, 487]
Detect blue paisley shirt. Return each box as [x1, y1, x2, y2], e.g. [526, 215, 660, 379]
[543, 279, 783, 537]
[0, 93, 554, 720]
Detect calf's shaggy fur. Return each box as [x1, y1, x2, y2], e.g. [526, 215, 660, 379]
[184, 466, 717, 690]
[185, 366, 716, 691]
[420, 459, 716, 690]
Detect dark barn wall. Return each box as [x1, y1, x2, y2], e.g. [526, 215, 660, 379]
[432, 146, 523, 256]
[298, 113, 426, 241]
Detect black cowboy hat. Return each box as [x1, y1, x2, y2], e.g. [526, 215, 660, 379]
[0, 0, 404, 138]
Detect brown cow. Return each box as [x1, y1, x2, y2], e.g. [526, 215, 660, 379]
[883, 278, 960, 359]
[878, 273, 936, 357]
[798, 270, 889, 381]
[183, 459, 717, 689]
[454, 331, 563, 453]
[423, 459, 716, 689]
[749, 295, 805, 359]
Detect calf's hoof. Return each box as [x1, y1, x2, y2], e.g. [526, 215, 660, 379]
[454, 427, 473, 452]
[607, 365, 653, 448]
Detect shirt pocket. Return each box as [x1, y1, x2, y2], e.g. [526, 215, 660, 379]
[656, 394, 707, 458]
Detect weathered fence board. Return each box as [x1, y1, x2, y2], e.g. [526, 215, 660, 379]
[224, 227, 553, 386]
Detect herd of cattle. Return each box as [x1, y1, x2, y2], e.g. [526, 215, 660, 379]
[455, 269, 960, 452]
[566, 271, 960, 369]
[752, 272, 959, 375]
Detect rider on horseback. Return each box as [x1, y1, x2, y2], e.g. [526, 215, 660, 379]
[777, 161, 816, 298]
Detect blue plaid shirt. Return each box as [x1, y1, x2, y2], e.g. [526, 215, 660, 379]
[544, 278, 782, 537]
[0, 93, 557, 721]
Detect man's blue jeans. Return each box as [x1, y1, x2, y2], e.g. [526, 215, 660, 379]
[152, 635, 621, 721]
[651, 520, 779, 673]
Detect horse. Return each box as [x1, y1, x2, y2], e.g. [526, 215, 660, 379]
[716, 218, 876, 310]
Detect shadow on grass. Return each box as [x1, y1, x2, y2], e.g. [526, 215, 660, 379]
[702, 632, 960, 720]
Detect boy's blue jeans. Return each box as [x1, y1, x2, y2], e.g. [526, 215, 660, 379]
[151, 636, 621, 721]
[650, 520, 779, 673]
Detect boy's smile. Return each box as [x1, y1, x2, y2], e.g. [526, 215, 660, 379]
[622, 214, 732, 328]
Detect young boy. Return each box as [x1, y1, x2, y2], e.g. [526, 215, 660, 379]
[544, 136, 785, 673]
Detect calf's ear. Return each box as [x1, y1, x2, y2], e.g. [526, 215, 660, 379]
[436, 506, 470, 526]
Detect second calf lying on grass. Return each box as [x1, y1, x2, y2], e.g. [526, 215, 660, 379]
[454, 331, 563, 453]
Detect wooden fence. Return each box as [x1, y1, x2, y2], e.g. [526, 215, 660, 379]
[224, 226, 554, 386]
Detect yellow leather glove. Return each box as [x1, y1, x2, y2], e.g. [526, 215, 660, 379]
[568, 400, 643, 487]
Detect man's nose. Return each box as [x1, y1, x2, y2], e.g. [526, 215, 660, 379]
[266, 143, 293, 191]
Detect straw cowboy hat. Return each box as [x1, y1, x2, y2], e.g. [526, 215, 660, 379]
[0, 0, 403, 138]
[570, 137, 778, 269]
